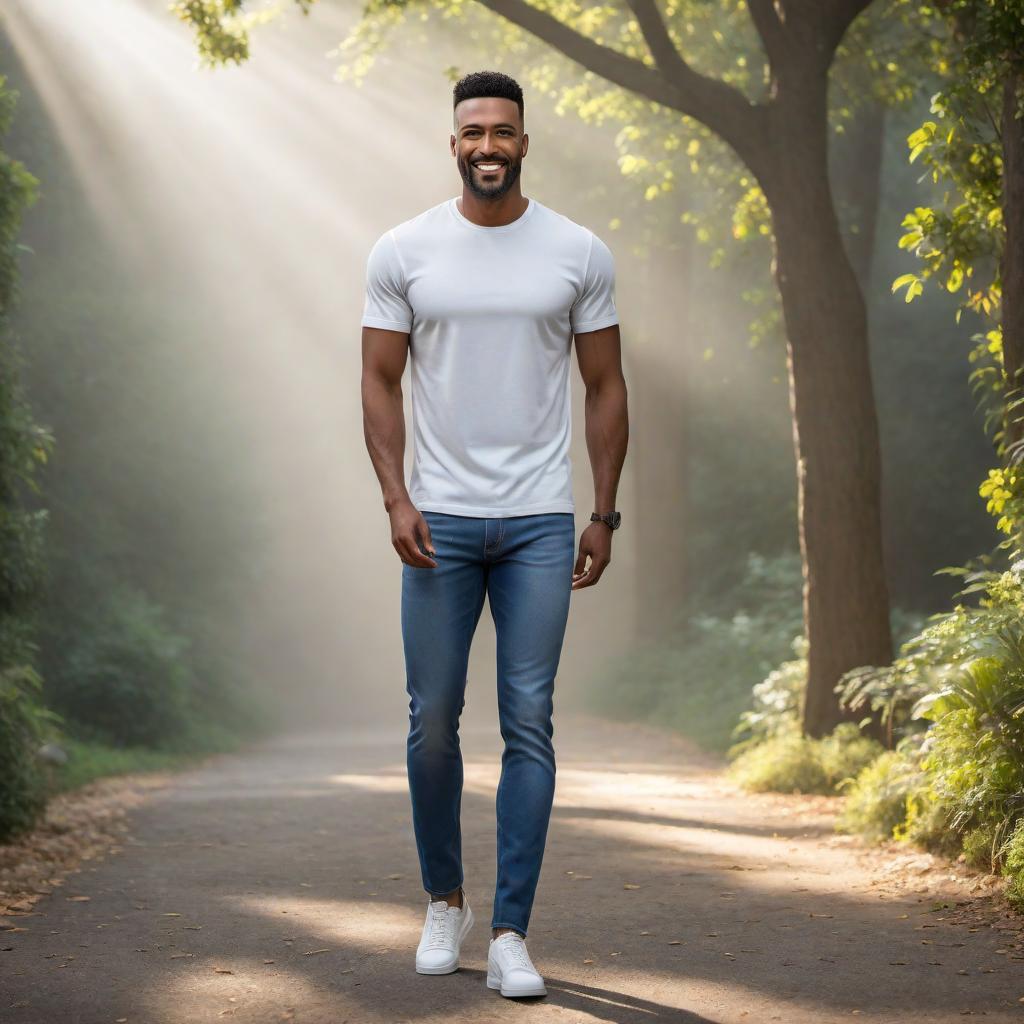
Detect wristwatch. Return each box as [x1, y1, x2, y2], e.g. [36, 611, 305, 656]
[591, 511, 622, 530]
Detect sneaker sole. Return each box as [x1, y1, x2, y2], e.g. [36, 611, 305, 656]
[487, 971, 547, 997]
[415, 902, 475, 975]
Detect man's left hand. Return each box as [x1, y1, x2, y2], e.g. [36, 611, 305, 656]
[571, 522, 612, 590]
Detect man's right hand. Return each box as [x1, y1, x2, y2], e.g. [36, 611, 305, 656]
[389, 500, 438, 568]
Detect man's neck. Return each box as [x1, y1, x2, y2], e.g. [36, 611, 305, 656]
[457, 191, 529, 228]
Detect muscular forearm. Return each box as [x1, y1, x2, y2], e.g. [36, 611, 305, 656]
[583, 378, 629, 513]
[362, 374, 410, 512]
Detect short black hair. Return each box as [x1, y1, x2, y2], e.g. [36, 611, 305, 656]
[453, 71, 524, 127]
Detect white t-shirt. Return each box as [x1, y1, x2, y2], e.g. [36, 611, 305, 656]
[361, 195, 619, 517]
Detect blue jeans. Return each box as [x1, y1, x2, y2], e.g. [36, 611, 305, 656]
[401, 510, 576, 939]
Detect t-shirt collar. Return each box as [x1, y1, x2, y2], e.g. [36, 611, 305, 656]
[448, 196, 536, 232]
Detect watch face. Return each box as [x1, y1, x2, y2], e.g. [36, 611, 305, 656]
[609, 511, 622, 529]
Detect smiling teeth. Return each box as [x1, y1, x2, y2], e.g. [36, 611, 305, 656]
[477, 163, 503, 170]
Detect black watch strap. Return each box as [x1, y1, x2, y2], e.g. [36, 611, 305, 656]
[590, 511, 622, 530]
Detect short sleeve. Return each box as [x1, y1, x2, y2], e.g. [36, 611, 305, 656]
[570, 232, 619, 335]
[361, 230, 413, 332]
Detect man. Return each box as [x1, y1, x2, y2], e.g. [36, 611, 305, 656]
[360, 69, 629, 999]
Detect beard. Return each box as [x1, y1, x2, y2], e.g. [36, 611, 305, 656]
[456, 150, 523, 200]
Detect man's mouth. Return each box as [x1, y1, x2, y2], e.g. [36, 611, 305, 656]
[474, 162, 505, 172]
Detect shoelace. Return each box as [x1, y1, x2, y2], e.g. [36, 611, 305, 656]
[497, 934, 535, 971]
[424, 903, 457, 950]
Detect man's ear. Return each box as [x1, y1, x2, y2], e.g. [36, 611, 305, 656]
[522, 132, 529, 158]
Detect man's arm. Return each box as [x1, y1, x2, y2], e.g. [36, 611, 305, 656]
[361, 325, 410, 513]
[576, 322, 629, 513]
[572, 322, 629, 589]
[361, 326, 436, 567]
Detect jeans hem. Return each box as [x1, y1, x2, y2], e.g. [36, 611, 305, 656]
[490, 921, 527, 938]
[426, 878, 464, 899]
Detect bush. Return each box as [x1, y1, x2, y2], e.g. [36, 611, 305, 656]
[1001, 818, 1024, 912]
[0, 77, 56, 842]
[836, 745, 924, 841]
[585, 551, 805, 752]
[0, 662, 64, 841]
[728, 721, 885, 795]
[44, 584, 194, 749]
[728, 729, 830, 793]
[729, 635, 807, 755]
[819, 722, 888, 784]
[734, 607, 926, 755]
[899, 642, 1024, 863]
[833, 563, 1024, 879]
[962, 823, 1000, 871]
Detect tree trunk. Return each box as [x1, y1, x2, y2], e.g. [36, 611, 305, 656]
[1002, 70, 1024, 456]
[759, 81, 894, 740]
[833, 101, 886, 292]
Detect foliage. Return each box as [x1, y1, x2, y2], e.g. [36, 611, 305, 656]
[839, 561, 1024, 745]
[586, 550, 804, 753]
[892, 1, 1024, 456]
[732, 604, 925, 753]
[48, 726, 249, 795]
[170, 0, 316, 66]
[0, 74, 58, 840]
[961, 820, 1001, 870]
[903, 625, 1024, 862]
[728, 729, 829, 793]
[4, 55, 281, 767]
[892, 1, 1024, 301]
[835, 746, 926, 842]
[727, 721, 885, 795]
[1002, 816, 1024, 910]
[850, 7, 1024, 890]
[172, 0, 944, 346]
[0, 663, 64, 841]
[840, 564, 1024, 870]
[42, 584, 195, 750]
[729, 634, 808, 751]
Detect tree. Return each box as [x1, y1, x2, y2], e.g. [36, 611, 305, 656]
[176, 0, 933, 737]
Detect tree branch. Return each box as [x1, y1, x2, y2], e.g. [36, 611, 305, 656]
[474, 0, 767, 170]
[623, 0, 690, 79]
[816, 0, 875, 54]
[746, 0, 787, 64]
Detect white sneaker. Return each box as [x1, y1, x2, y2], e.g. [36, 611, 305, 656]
[415, 889, 474, 974]
[487, 932, 547, 997]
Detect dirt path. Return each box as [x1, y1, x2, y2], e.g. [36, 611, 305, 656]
[2, 712, 1022, 1022]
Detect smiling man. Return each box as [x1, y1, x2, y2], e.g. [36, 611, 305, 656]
[360, 70, 629, 998]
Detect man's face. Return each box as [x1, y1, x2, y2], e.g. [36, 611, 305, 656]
[451, 97, 528, 200]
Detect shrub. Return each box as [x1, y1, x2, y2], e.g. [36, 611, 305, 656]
[1001, 818, 1024, 912]
[728, 730, 830, 793]
[729, 635, 808, 754]
[44, 584, 194, 749]
[0, 664, 61, 841]
[728, 721, 885, 796]
[586, 550, 804, 753]
[962, 822, 1000, 871]
[836, 745, 924, 841]
[819, 722, 888, 784]
[0, 76, 56, 842]
[835, 563, 1024, 872]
